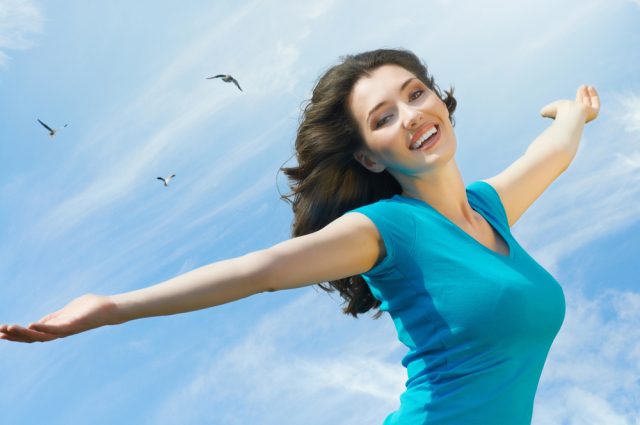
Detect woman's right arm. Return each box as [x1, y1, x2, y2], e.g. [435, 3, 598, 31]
[0, 212, 383, 343]
[110, 211, 382, 321]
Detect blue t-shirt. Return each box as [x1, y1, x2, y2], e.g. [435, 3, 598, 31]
[345, 181, 565, 425]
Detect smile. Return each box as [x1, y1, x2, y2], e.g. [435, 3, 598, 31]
[410, 125, 439, 150]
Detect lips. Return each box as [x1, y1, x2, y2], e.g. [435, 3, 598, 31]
[410, 123, 438, 146]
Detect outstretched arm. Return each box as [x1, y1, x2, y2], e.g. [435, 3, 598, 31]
[0, 212, 381, 343]
[482, 85, 600, 227]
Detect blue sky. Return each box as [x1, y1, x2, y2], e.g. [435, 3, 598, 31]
[0, 0, 639, 423]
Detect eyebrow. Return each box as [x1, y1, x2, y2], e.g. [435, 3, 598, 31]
[366, 77, 418, 123]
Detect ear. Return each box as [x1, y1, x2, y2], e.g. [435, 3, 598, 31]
[353, 150, 385, 173]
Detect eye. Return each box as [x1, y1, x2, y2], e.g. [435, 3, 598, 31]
[409, 89, 424, 101]
[374, 114, 392, 129]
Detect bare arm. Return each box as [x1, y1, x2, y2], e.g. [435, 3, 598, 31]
[0, 212, 383, 343]
[483, 85, 600, 227]
[108, 251, 276, 323]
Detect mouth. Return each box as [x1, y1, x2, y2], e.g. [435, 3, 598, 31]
[409, 124, 439, 150]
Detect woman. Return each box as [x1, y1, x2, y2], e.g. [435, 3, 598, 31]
[0, 49, 599, 424]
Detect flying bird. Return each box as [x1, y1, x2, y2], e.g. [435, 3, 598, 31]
[157, 174, 176, 187]
[37, 119, 68, 137]
[206, 74, 243, 91]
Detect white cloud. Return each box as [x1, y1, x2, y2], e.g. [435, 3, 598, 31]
[0, 0, 43, 66]
[533, 287, 640, 424]
[242, 41, 301, 94]
[32, 91, 234, 240]
[305, 0, 338, 19]
[514, 0, 606, 56]
[26, 0, 321, 243]
[150, 290, 405, 425]
[616, 93, 640, 133]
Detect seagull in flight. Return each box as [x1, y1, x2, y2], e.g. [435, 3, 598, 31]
[206, 74, 243, 91]
[157, 174, 176, 187]
[37, 119, 68, 137]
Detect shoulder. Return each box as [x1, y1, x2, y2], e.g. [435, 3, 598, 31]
[340, 198, 404, 235]
[345, 197, 416, 233]
[345, 197, 416, 253]
[467, 180, 511, 229]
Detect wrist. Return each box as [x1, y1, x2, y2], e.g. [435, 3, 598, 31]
[555, 101, 589, 122]
[107, 293, 137, 325]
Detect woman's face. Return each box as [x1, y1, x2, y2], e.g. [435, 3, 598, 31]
[348, 64, 456, 180]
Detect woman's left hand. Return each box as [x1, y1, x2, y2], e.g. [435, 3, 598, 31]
[540, 85, 600, 123]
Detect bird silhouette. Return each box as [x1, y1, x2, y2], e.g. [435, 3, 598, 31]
[37, 119, 68, 137]
[157, 174, 176, 187]
[206, 74, 243, 91]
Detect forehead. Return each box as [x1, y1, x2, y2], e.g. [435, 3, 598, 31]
[349, 64, 418, 119]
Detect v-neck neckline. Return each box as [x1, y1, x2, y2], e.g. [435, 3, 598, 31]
[393, 189, 514, 260]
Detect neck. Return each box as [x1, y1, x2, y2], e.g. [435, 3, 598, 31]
[398, 159, 479, 228]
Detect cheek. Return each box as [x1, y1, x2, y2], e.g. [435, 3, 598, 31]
[370, 129, 402, 153]
[424, 95, 447, 111]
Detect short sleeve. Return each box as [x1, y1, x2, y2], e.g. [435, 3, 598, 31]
[344, 200, 415, 278]
[467, 181, 510, 230]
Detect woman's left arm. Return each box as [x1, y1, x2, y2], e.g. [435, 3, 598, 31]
[482, 85, 600, 228]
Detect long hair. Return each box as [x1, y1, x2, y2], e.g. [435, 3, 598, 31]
[280, 48, 457, 318]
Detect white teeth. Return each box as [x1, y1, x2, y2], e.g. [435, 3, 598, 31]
[410, 126, 438, 150]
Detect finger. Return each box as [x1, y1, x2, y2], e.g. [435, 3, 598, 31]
[28, 322, 70, 336]
[5, 324, 60, 342]
[1, 326, 37, 343]
[540, 101, 559, 119]
[580, 85, 590, 106]
[575, 85, 586, 102]
[0, 332, 31, 343]
[588, 85, 600, 110]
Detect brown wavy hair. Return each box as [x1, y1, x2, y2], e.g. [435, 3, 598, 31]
[280, 48, 457, 318]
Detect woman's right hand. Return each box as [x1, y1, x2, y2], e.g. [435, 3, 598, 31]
[0, 294, 120, 343]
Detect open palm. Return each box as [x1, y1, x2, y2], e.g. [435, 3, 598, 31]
[540, 85, 600, 123]
[0, 294, 118, 343]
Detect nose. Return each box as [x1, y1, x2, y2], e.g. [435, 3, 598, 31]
[401, 104, 424, 129]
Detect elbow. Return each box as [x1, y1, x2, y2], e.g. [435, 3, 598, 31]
[244, 249, 280, 294]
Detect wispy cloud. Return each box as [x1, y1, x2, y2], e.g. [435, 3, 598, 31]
[27, 0, 320, 243]
[513, 0, 607, 57]
[616, 92, 640, 133]
[305, 0, 337, 19]
[533, 287, 640, 424]
[0, 0, 43, 66]
[150, 291, 405, 425]
[33, 90, 234, 240]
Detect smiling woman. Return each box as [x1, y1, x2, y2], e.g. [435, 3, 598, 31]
[0, 48, 600, 425]
[280, 49, 458, 318]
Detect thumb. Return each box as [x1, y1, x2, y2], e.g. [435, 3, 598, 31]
[539, 101, 561, 119]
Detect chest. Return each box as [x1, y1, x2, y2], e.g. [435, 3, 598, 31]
[408, 240, 564, 340]
[453, 213, 510, 257]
